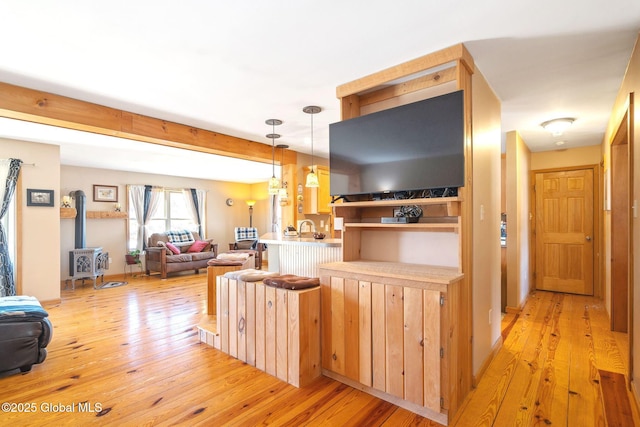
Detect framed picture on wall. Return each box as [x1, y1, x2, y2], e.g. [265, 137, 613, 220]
[27, 189, 54, 207]
[93, 185, 118, 202]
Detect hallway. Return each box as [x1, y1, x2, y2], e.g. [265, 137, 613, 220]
[454, 291, 638, 426]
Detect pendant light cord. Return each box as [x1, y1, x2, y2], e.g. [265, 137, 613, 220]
[310, 112, 314, 173]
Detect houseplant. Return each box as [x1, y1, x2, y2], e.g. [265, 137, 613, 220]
[125, 249, 141, 265]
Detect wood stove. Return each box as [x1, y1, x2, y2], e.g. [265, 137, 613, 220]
[69, 248, 109, 289]
[67, 189, 110, 289]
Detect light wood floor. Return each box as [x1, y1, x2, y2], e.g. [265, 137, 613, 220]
[0, 274, 638, 426]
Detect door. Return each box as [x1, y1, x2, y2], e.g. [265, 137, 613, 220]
[535, 168, 594, 295]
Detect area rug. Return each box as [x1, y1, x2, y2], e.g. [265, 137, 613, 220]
[97, 281, 128, 289]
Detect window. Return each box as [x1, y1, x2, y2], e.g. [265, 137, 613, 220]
[128, 188, 199, 250]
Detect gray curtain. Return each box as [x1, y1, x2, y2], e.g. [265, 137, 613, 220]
[0, 159, 22, 297]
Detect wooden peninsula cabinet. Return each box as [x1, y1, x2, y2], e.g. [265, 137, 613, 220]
[320, 197, 466, 425]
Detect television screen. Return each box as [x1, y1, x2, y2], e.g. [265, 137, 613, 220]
[329, 90, 464, 197]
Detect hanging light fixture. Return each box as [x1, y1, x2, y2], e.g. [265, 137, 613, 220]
[276, 144, 289, 204]
[266, 119, 282, 195]
[303, 105, 321, 188]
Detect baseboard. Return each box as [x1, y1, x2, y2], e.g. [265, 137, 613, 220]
[504, 305, 521, 314]
[40, 298, 62, 307]
[472, 335, 504, 387]
[322, 369, 448, 425]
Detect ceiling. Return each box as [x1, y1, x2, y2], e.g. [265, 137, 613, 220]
[1, 1, 639, 183]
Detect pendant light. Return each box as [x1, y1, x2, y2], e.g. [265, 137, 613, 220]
[266, 119, 282, 195]
[303, 106, 321, 188]
[276, 144, 289, 205]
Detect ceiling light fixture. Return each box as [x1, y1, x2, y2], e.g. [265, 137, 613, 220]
[276, 143, 289, 205]
[266, 119, 282, 195]
[555, 140, 566, 147]
[303, 105, 321, 188]
[540, 117, 575, 136]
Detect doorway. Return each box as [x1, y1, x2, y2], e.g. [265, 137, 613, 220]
[533, 166, 597, 295]
[610, 113, 630, 333]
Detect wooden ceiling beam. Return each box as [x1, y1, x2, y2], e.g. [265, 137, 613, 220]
[0, 82, 298, 165]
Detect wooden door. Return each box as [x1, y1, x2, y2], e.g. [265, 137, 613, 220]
[535, 168, 594, 295]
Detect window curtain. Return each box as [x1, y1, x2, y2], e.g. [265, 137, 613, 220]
[0, 159, 22, 297]
[129, 185, 161, 251]
[183, 188, 205, 238]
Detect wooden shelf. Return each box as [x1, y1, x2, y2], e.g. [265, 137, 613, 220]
[87, 211, 128, 219]
[331, 196, 461, 208]
[343, 222, 459, 232]
[332, 197, 461, 217]
[60, 207, 77, 218]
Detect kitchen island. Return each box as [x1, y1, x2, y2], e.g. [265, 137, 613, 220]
[260, 232, 342, 278]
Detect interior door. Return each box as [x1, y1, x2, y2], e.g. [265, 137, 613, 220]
[535, 168, 594, 295]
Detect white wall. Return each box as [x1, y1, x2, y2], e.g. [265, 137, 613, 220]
[0, 138, 61, 302]
[471, 69, 502, 375]
[506, 131, 532, 310]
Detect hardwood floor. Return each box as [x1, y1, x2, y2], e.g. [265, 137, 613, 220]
[0, 274, 638, 426]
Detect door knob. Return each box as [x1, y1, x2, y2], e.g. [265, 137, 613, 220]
[586, 235, 592, 241]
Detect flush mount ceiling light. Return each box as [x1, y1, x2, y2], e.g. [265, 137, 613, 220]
[540, 117, 575, 136]
[266, 119, 282, 195]
[303, 105, 321, 188]
[555, 140, 566, 147]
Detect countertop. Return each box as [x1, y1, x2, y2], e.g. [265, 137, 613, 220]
[260, 232, 342, 247]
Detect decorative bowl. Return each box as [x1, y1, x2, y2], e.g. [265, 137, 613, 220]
[313, 232, 326, 240]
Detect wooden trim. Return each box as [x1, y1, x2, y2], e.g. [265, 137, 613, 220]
[629, 92, 635, 387]
[0, 82, 297, 165]
[322, 369, 448, 425]
[504, 305, 522, 314]
[359, 67, 457, 107]
[472, 335, 504, 387]
[86, 211, 128, 219]
[336, 43, 475, 98]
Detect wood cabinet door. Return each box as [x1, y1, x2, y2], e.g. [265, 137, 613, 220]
[535, 168, 594, 295]
[303, 166, 331, 214]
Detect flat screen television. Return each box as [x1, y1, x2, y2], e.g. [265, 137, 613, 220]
[329, 90, 464, 198]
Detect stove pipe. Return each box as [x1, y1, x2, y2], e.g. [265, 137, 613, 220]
[71, 190, 86, 249]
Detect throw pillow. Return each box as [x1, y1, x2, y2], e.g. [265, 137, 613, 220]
[165, 242, 181, 255]
[187, 240, 208, 253]
[166, 230, 195, 244]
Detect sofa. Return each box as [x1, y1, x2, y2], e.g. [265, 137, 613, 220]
[145, 230, 218, 279]
[0, 296, 52, 375]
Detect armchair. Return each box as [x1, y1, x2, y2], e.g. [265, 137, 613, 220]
[228, 227, 265, 269]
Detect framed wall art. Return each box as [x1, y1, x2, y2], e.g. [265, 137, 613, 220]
[27, 189, 54, 207]
[93, 185, 118, 202]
